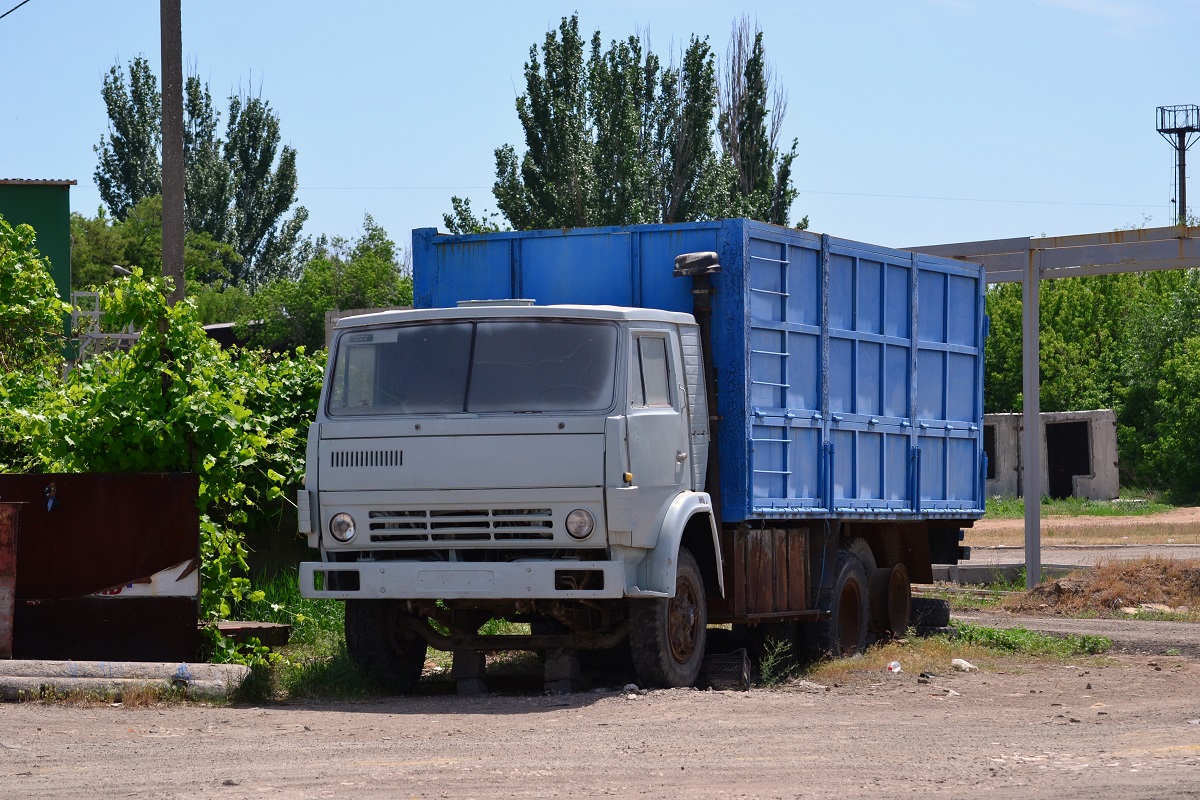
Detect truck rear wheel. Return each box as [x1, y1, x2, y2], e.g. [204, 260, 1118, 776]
[629, 548, 707, 688]
[868, 562, 912, 639]
[811, 550, 869, 657]
[344, 600, 429, 694]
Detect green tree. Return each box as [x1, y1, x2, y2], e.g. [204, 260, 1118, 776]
[585, 29, 663, 225]
[71, 197, 237, 292]
[241, 215, 412, 351]
[184, 75, 234, 243]
[94, 58, 307, 287]
[442, 196, 508, 235]
[94, 56, 162, 221]
[1145, 334, 1200, 498]
[492, 14, 595, 229]
[982, 283, 1023, 413]
[0, 216, 69, 386]
[480, 15, 787, 231]
[717, 17, 801, 227]
[659, 36, 727, 223]
[224, 93, 308, 288]
[70, 207, 130, 289]
[982, 266, 1200, 494]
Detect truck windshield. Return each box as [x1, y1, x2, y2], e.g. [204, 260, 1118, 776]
[328, 320, 619, 415]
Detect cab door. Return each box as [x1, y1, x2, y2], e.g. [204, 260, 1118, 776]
[626, 328, 691, 549]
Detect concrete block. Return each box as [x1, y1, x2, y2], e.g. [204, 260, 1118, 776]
[451, 650, 487, 696]
[544, 648, 581, 694]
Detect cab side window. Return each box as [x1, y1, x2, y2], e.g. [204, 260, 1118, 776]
[633, 336, 672, 408]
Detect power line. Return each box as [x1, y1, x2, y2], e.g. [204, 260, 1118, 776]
[0, 0, 32, 21]
[298, 184, 1158, 210]
[795, 188, 1158, 210]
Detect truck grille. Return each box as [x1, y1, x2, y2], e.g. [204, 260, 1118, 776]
[367, 508, 554, 542]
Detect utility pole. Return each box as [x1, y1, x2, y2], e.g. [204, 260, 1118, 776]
[1157, 105, 1200, 227]
[160, 0, 185, 305]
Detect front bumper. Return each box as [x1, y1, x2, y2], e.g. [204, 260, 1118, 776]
[299, 559, 628, 601]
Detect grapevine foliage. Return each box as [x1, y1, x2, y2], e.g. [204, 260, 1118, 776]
[2, 256, 324, 619]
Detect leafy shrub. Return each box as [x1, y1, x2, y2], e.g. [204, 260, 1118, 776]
[14, 267, 323, 619]
[0, 216, 71, 470]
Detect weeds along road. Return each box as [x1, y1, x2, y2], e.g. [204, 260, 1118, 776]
[956, 612, 1200, 658]
[3, 653, 1199, 799]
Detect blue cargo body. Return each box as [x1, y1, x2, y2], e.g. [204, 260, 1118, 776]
[413, 219, 986, 525]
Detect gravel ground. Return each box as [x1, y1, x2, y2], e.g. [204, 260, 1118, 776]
[2, 648, 1199, 799]
[4, 514, 1198, 798]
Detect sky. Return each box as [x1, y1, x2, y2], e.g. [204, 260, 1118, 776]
[2, 0, 1198, 255]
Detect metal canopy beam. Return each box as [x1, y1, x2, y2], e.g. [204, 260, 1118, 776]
[910, 223, 1200, 588]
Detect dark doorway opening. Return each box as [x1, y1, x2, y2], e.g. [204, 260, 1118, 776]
[1045, 421, 1090, 499]
[983, 425, 996, 480]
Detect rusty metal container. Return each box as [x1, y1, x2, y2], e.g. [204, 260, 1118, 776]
[0, 504, 19, 658]
[0, 474, 200, 662]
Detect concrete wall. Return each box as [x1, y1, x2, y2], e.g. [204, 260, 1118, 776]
[984, 409, 1119, 500]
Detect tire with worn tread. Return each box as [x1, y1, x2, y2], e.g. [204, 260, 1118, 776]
[344, 600, 428, 694]
[628, 548, 708, 688]
[909, 596, 951, 628]
[847, 537, 876, 571]
[810, 550, 869, 657]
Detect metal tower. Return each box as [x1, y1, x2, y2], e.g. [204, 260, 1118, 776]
[1157, 105, 1200, 226]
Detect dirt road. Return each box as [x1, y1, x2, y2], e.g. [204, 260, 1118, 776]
[967, 543, 1200, 566]
[3, 651, 1199, 799]
[971, 506, 1200, 534]
[4, 512, 1197, 798]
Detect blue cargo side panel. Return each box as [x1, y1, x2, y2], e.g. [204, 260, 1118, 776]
[719, 223, 984, 522]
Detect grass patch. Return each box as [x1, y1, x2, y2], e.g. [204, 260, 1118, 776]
[952, 623, 1111, 657]
[232, 567, 345, 646]
[274, 641, 390, 700]
[803, 631, 990, 683]
[801, 623, 1112, 685]
[18, 684, 190, 707]
[985, 493, 1173, 519]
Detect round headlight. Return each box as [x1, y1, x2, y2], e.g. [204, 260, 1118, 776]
[329, 512, 356, 543]
[565, 509, 595, 540]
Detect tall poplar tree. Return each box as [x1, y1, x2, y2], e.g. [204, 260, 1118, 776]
[717, 17, 801, 227]
[93, 57, 307, 288]
[448, 15, 803, 233]
[95, 57, 162, 221]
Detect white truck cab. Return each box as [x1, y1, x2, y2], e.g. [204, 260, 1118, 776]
[299, 303, 722, 690]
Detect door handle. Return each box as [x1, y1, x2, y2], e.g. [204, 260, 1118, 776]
[676, 450, 688, 463]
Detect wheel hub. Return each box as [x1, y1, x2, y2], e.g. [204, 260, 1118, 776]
[668, 581, 700, 663]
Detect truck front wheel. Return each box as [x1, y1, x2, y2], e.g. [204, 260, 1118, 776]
[629, 547, 708, 688]
[344, 600, 429, 694]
